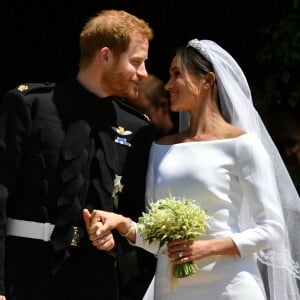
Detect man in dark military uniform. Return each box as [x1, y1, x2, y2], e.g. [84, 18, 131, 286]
[0, 9, 155, 300]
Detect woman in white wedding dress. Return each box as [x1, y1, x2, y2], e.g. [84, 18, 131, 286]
[83, 39, 300, 300]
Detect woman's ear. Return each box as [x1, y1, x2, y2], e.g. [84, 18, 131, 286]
[205, 72, 216, 88]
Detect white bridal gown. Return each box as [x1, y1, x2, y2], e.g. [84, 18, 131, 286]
[135, 133, 284, 300]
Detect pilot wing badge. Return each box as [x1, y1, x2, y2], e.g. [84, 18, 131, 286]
[112, 126, 133, 147]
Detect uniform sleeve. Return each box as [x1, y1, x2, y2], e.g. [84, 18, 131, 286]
[231, 134, 284, 258]
[0, 90, 31, 294]
[133, 144, 160, 255]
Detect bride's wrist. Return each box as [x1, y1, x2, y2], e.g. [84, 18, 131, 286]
[119, 217, 137, 238]
[118, 217, 131, 236]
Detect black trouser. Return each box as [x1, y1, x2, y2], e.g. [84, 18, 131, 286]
[5, 237, 119, 300]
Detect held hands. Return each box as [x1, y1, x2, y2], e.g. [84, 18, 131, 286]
[83, 209, 116, 251]
[83, 209, 132, 250]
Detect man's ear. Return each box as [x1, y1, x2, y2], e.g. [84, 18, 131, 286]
[98, 47, 111, 64]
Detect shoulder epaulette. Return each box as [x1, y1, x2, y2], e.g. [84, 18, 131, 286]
[143, 114, 151, 122]
[15, 82, 55, 96]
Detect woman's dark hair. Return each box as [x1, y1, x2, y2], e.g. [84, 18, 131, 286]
[176, 46, 214, 77]
[176, 45, 222, 113]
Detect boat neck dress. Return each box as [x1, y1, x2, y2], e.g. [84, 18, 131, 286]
[134, 133, 284, 300]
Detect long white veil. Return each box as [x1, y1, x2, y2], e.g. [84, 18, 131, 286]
[181, 39, 300, 300]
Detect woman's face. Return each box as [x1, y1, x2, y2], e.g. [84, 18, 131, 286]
[165, 55, 205, 113]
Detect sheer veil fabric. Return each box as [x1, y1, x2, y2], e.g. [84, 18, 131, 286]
[178, 39, 299, 299]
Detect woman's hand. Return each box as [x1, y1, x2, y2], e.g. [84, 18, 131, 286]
[0, 295, 6, 300]
[167, 239, 212, 265]
[167, 237, 239, 265]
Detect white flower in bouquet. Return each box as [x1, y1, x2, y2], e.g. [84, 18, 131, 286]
[137, 192, 209, 278]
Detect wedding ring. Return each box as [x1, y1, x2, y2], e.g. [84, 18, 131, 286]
[178, 251, 184, 258]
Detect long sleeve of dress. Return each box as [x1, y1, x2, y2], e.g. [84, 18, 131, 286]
[230, 134, 284, 258]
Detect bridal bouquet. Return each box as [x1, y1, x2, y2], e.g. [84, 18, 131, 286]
[137, 192, 209, 278]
